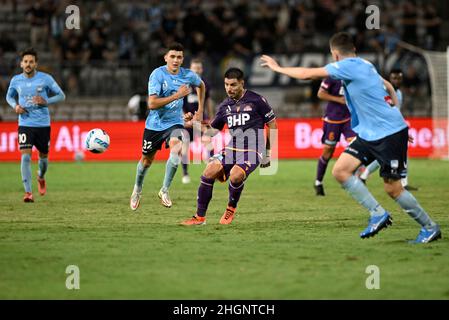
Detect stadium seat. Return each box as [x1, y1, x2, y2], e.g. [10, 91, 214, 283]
[107, 104, 126, 121]
[72, 105, 90, 121]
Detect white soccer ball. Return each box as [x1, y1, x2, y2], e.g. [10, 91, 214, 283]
[85, 128, 110, 153]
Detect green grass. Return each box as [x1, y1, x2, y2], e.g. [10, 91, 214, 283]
[0, 159, 448, 299]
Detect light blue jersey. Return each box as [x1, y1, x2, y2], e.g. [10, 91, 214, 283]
[325, 57, 407, 141]
[146, 66, 201, 131]
[6, 71, 65, 127]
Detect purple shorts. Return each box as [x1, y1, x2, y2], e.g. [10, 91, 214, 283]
[215, 148, 261, 181]
[321, 120, 356, 146]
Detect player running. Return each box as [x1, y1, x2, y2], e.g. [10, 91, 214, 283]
[130, 43, 206, 210]
[260, 32, 441, 243]
[181, 68, 277, 225]
[6, 48, 66, 202]
[314, 77, 356, 196]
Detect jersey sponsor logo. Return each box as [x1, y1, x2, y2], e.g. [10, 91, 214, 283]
[227, 113, 250, 128]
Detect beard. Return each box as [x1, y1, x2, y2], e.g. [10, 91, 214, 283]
[24, 68, 34, 75]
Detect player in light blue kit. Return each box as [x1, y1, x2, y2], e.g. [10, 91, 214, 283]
[261, 32, 441, 243]
[130, 43, 205, 210]
[359, 69, 418, 191]
[6, 48, 66, 202]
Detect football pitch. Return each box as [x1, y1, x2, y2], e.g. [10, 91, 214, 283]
[0, 159, 448, 299]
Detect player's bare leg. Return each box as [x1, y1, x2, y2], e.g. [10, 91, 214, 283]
[181, 159, 223, 225]
[21, 148, 34, 202]
[220, 165, 246, 225]
[159, 137, 183, 208]
[130, 152, 155, 211]
[315, 144, 335, 196]
[37, 151, 48, 196]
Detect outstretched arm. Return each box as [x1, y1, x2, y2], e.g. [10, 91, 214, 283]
[260, 55, 329, 80]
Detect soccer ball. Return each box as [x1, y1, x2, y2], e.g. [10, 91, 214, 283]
[85, 128, 110, 153]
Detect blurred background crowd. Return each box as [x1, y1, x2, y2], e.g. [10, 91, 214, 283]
[0, 0, 448, 120]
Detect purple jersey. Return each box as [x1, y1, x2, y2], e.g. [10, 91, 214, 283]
[211, 90, 275, 152]
[320, 77, 351, 122]
[183, 78, 211, 119]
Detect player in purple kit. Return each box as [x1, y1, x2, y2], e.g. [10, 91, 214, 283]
[181, 68, 277, 225]
[314, 77, 356, 196]
[181, 58, 214, 184]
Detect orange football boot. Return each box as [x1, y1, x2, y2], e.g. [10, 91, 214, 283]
[23, 192, 34, 203]
[37, 175, 46, 196]
[219, 206, 236, 225]
[181, 215, 206, 226]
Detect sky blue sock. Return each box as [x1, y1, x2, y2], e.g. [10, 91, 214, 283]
[21, 153, 32, 193]
[162, 153, 180, 192]
[38, 157, 48, 178]
[395, 190, 436, 229]
[134, 161, 149, 192]
[366, 160, 381, 175]
[342, 175, 386, 217]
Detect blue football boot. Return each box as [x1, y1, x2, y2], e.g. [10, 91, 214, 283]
[412, 225, 442, 244]
[360, 212, 392, 239]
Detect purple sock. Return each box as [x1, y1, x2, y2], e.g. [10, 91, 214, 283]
[197, 176, 215, 217]
[316, 156, 330, 182]
[228, 181, 244, 208]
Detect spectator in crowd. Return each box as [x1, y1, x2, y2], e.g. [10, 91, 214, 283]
[423, 3, 442, 50]
[26, 0, 50, 49]
[0, 31, 17, 53]
[401, 1, 418, 44]
[402, 65, 422, 116]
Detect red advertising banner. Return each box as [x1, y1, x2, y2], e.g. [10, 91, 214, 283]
[0, 118, 446, 161]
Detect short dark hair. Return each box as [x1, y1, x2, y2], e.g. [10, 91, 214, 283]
[190, 58, 202, 65]
[224, 68, 244, 80]
[166, 42, 184, 53]
[329, 32, 355, 55]
[390, 68, 403, 75]
[20, 47, 38, 61]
